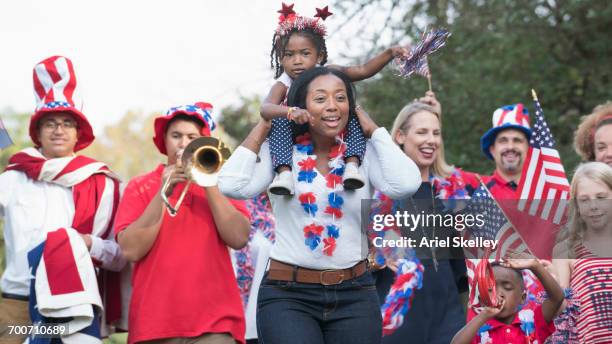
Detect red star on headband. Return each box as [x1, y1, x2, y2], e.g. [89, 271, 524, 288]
[277, 3, 296, 17]
[315, 6, 333, 20]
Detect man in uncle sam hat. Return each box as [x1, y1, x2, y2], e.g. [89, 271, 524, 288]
[0, 56, 126, 342]
[115, 103, 250, 344]
[465, 103, 538, 323]
[480, 104, 532, 199]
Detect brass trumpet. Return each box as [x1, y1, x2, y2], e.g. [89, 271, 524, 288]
[161, 137, 231, 216]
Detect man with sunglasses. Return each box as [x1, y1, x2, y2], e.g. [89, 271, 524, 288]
[0, 56, 125, 342]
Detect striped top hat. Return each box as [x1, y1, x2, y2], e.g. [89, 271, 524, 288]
[480, 104, 532, 160]
[29, 56, 94, 152]
[153, 102, 216, 155]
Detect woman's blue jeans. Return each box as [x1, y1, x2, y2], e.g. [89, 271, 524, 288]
[256, 271, 382, 344]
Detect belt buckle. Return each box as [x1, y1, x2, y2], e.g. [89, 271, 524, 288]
[320, 270, 344, 285]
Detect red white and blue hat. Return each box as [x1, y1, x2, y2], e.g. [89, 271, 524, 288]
[29, 56, 95, 152]
[480, 103, 532, 160]
[153, 102, 216, 155]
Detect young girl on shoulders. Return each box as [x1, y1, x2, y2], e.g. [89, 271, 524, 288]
[262, 3, 409, 195]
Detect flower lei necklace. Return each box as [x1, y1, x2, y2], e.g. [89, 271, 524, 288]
[295, 132, 346, 256]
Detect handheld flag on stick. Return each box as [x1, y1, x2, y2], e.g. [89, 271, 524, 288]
[464, 176, 532, 310]
[0, 116, 13, 149]
[394, 28, 451, 91]
[512, 89, 570, 258]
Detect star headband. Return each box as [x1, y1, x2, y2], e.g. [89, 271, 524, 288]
[275, 3, 333, 40]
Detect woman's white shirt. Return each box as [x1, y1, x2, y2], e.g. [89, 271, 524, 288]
[219, 128, 420, 269]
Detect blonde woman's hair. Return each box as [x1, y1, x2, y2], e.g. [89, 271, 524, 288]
[557, 162, 612, 257]
[390, 102, 454, 179]
[574, 101, 612, 161]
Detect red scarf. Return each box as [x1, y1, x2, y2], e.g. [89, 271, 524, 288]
[6, 148, 122, 324]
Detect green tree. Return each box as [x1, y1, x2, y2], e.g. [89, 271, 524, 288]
[0, 112, 31, 170]
[334, 0, 611, 174]
[219, 95, 262, 143]
[83, 110, 162, 181]
[84, 110, 239, 180]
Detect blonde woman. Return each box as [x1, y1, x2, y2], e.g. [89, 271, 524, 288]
[372, 92, 480, 344]
[574, 101, 612, 166]
[552, 162, 612, 343]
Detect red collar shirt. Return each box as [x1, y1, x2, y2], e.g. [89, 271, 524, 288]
[482, 170, 520, 200]
[114, 164, 249, 344]
[471, 305, 555, 344]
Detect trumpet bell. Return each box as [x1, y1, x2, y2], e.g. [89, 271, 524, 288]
[183, 137, 231, 175]
[161, 136, 232, 216]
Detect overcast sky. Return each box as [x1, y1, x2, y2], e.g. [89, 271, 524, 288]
[1, 0, 380, 132]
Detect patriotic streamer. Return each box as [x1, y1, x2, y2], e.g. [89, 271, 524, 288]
[395, 28, 451, 78]
[381, 258, 425, 336]
[234, 247, 254, 308]
[369, 191, 421, 336]
[295, 132, 345, 256]
[236, 194, 276, 307]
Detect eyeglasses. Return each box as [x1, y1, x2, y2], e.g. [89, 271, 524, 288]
[41, 120, 78, 131]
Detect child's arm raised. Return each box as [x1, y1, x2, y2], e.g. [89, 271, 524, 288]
[451, 302, 505, 344]
[502, 254, 565, 323]
[260, 81, 290, 120]
[260, 81, 312, 124]
[259, 81, 311, 124]
[329, 46, 409, 82]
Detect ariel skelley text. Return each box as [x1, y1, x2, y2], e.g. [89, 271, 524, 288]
[372, 236, 498, 250]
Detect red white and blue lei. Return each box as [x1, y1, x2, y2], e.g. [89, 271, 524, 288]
[295, 132, 346, 256]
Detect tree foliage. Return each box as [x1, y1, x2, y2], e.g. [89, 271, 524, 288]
[219, 95, 262, 143]
[334, 0, 611, 174]
[0, 112, 32, 170]
[82, 111, 162, 181]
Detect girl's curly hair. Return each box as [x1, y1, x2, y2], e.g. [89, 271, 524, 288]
[574, 101, 612, 161]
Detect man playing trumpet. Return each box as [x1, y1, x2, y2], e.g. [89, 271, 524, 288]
[115, 102, 250, 344]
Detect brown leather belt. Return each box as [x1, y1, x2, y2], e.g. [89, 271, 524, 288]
[267, 259, 369, 285]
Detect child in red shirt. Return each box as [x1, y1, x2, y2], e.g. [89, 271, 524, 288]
[452, 256, 564, 344]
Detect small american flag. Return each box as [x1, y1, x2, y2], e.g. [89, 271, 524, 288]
[466, 187, 506, 241]
[517, 91, 569, 223]
[513, 90, 569, 258]
[0, 116, 13, 149]
[465, 184, 529, 307]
